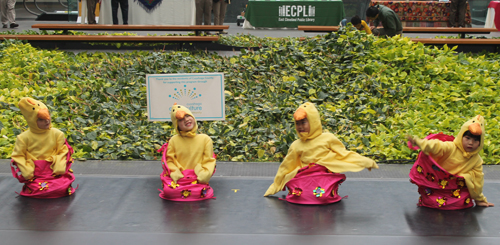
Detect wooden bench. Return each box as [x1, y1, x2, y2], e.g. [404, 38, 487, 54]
[298, 26, 340, 32]
[31, 24, 230, 36]
[403, 27, 498, 38]
[409, 38, 500, 45]
[298, 25, 497, 38]
[0, 34, 220, 50]
[410, 38, 500, 52]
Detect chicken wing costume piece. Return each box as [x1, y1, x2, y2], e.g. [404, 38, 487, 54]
[159, 104, 216, 201]
[10, 97, 76, 198]
[264, 102, 379, 204]
[409, 115, 488, 209]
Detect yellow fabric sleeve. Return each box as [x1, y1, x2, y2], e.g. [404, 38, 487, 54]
[11, 136, 35, 180]
[414, 137, 454, 161]
[166, 141, 185, 183]
[323, 135, 379, 173]
[461, 164, 487, 202]
[264, 146, 301, 196]
[361, 20, 372, 34]
[50, 133, 69, 175]
[194, 140, 216, 184]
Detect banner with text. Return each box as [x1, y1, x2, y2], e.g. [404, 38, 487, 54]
[244, 0, 344, 28]
[146, 73, 225, 121]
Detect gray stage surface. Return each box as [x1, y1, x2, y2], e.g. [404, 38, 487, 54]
[1, 161, 500, 245]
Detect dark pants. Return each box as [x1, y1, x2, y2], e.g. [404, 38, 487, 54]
[111, 0, 129, 25]
[195, 0, 212, 25]
[450, 0, 467, 27]
[87, 0, 98, 24]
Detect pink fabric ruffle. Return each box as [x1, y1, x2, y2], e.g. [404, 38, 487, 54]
[409, 134, 474, 210]
[284, 164, 346, 205]
[158, 142, 215, 201]
[10, 141, 77, 198]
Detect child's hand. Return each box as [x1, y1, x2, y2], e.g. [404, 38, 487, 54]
[476, 201, 495, 207]
[406, 135, 417, 145]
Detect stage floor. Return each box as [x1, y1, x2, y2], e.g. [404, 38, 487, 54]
[1, 161, 500, 245]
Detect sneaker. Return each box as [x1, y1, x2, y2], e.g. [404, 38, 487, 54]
[2, 24, 7, 28]
[10, 23, 19, 28]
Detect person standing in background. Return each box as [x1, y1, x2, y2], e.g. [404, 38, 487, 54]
[213, 0, 230, 34]
[449, 0, 467, 27]
[87, 0, 101, 24]
[111, 0, 128, 25]
[196, 0, 212, 34]
[1, 0, 18, 28]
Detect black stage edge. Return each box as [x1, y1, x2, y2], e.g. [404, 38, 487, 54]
[26, 40, 262, 51]
[35, 13, 78, 21]
[22, 40, 500, 53]
[1, 175, 500, 245]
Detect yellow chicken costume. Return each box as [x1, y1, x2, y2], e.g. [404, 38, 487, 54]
[409, 115, 488, 203]
[165, 104, 216, 184]
[11, 97, 69, 180]
[264, 102, 379, 196]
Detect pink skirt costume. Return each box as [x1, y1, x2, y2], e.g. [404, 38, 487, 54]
[10, 141, 77, 198]
[284, 164, 346, 205]
[158, 143, 215, 201]
[408, 134, 474, 210]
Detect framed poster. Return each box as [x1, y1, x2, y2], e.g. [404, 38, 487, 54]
[146, 73, 225, 121]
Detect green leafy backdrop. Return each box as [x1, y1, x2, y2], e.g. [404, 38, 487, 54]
[1, 29, 499, 163]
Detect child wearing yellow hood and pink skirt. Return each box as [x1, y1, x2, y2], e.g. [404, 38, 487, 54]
[407, 115, 494, 209]
[11, 97, 76, 198]
[264, 102, 379, 205]
[158, 103, 216, 201]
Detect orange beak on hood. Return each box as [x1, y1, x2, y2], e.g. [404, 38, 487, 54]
[37, 108, 51, 120]
[468, 123, 482, 136]
[294, 108, 307, 121]
[175, 110, 187, 120]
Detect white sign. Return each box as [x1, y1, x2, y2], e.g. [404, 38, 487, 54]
[146, 73, 225, 121]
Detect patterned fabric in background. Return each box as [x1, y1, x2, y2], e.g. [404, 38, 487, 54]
[370, 1, 471, 27]
[135, 0, 163, 13]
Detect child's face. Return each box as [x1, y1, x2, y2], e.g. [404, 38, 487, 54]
[178, 115, 195, 132]
[354, 23, 362, 30]
[295, 118, 310, 134]
[37, 118, 51, 129]
[462, 135, 480, 152]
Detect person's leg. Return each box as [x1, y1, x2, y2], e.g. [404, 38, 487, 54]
[203, 0, 212, 25]
[195, 0, 204, 25]
[6, 0, 17, 27]
[219, 1, 227, 24]
[120, 0, 128, 24]
[213, 1, 221, 25]
[449, 0, 458, 27]
[1, 0, 8, 27]
[111, 0, 119, 24]
[458, 0, 466, 27]
[87, 0, 97, 24]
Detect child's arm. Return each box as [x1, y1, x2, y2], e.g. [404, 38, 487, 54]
[166, 140, 185, 183]
[326, 135, 379, 172]
[462, 162, 494, 207]
[194, 138, 216, 184]
[50, 133, 69, 176]
[264, 147, 300, 196]
[407, 136, 454, 159]
[11, 136, 35, 180]
[361, 20, 372, 34]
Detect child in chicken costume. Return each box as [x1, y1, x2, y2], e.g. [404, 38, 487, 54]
[264, 102, 379, 204]
[408, 115, 494, 209]
[10, 97, 76, 198]
[158, 104, 216, 201]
